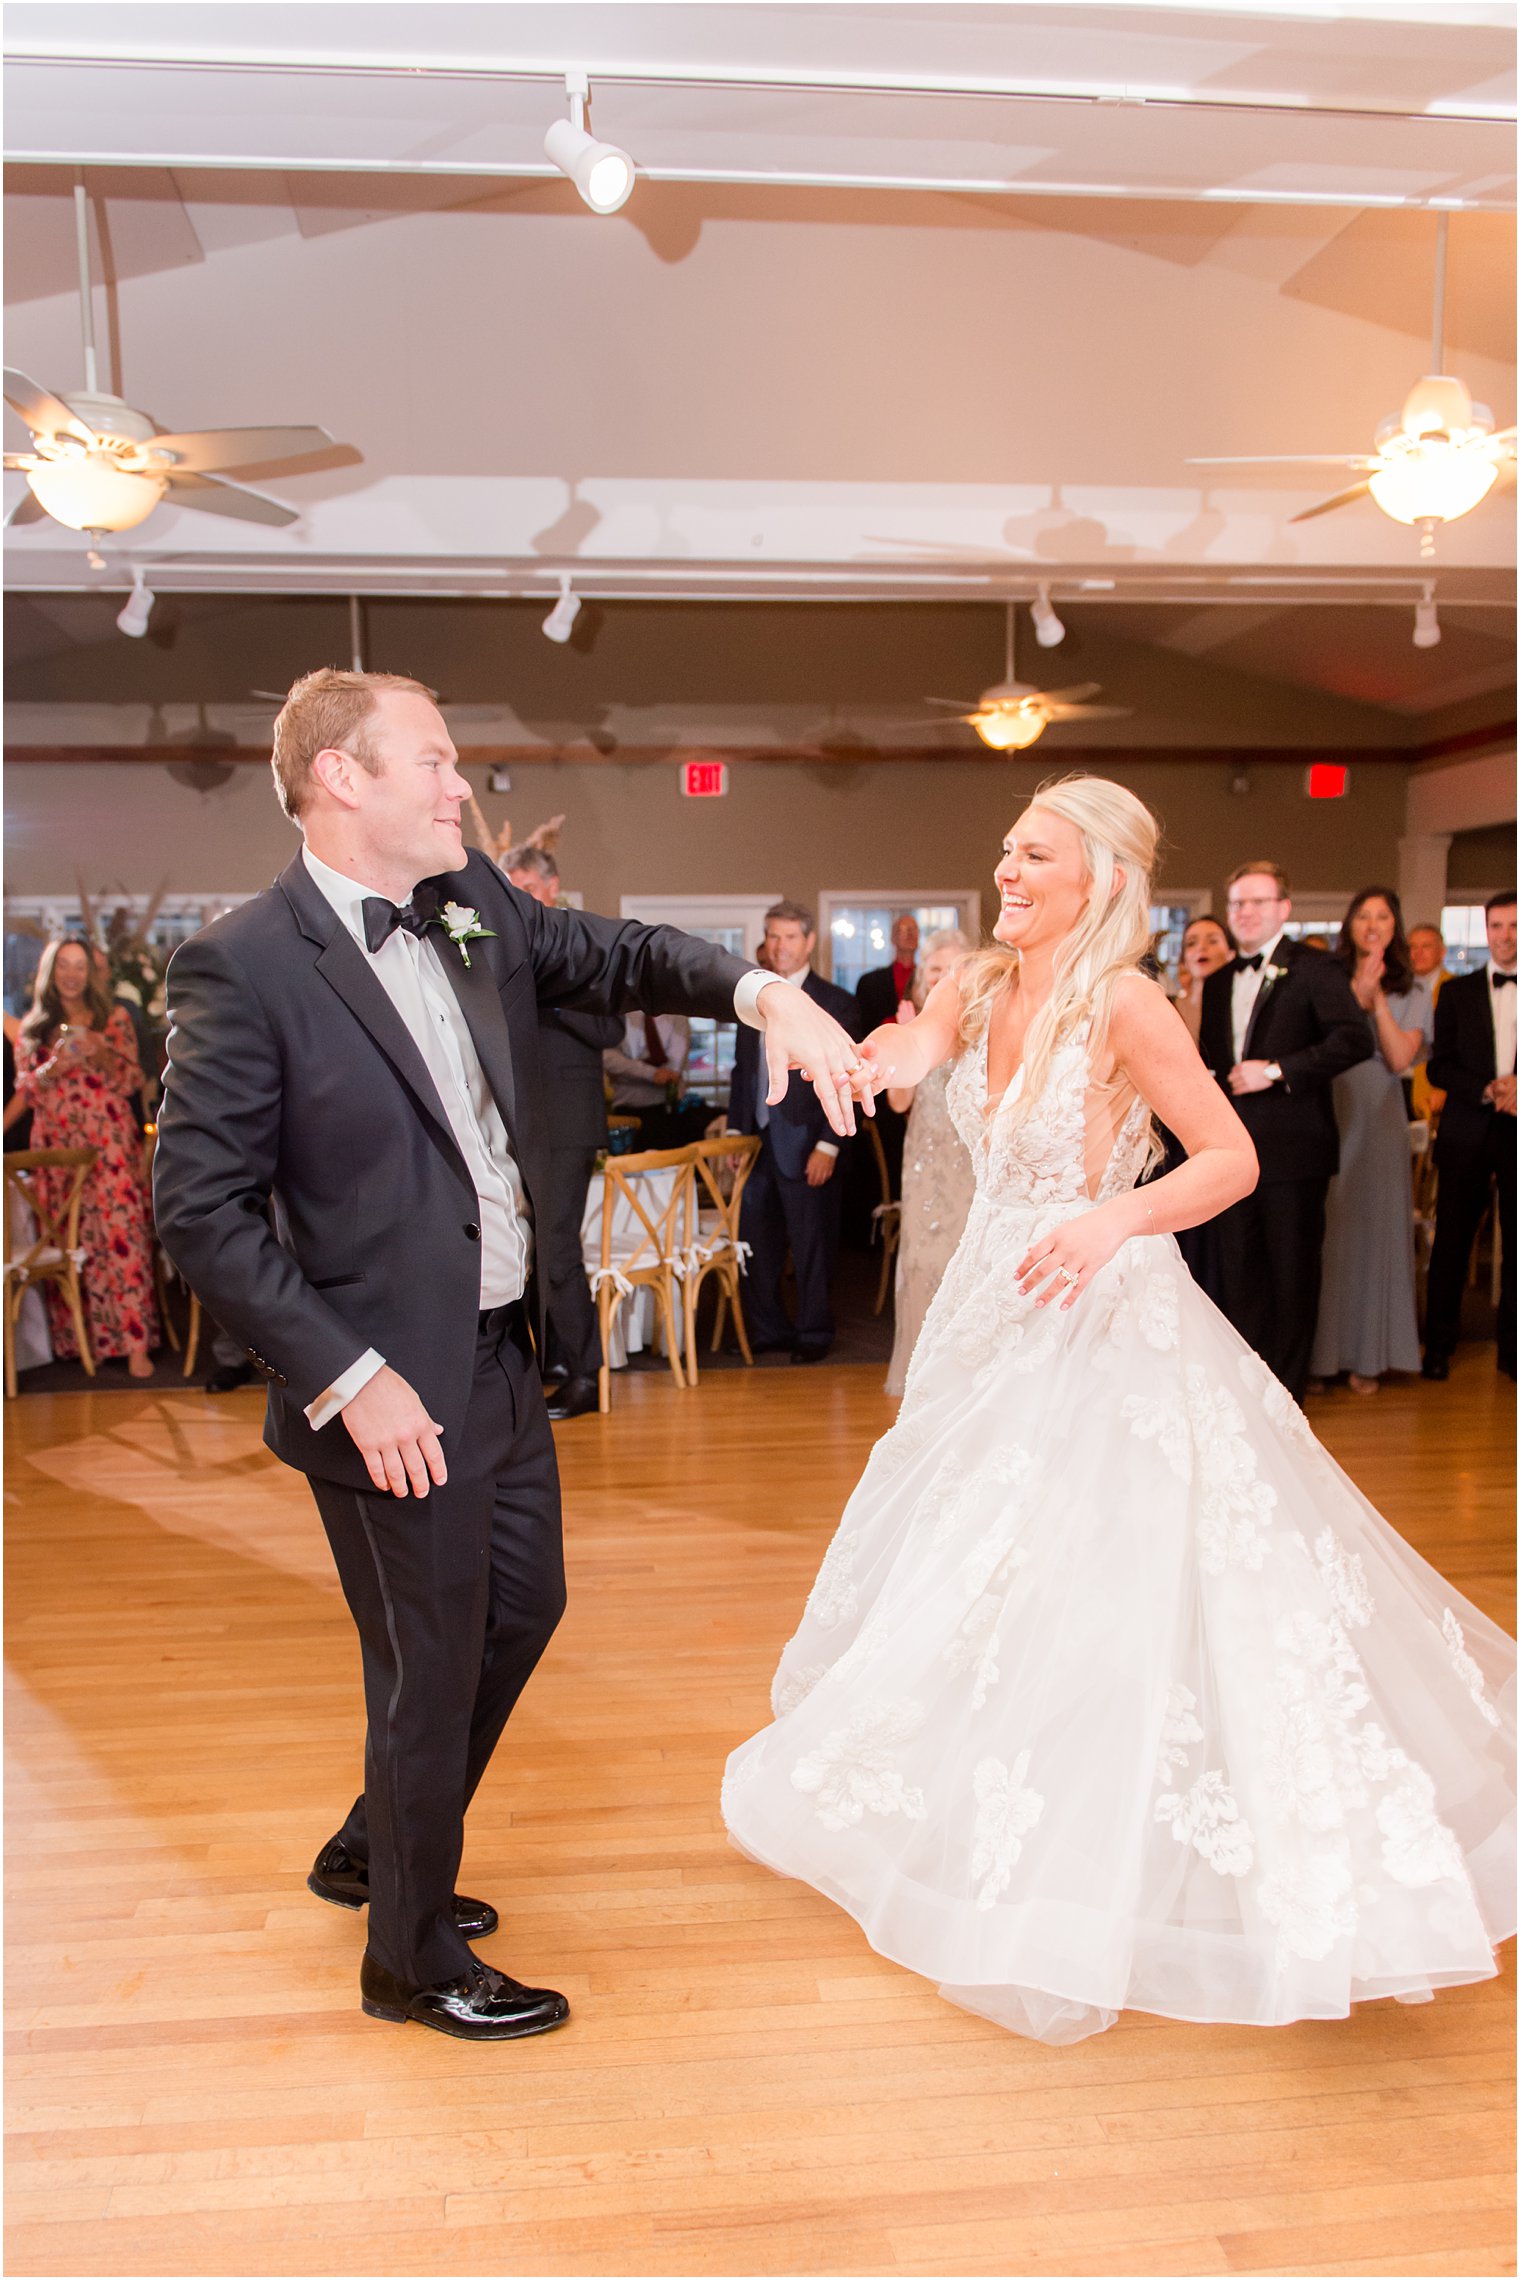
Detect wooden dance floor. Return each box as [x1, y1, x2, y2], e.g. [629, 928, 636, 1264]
[5, 1358, 1515, 2279]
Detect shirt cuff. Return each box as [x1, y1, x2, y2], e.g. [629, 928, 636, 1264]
[734, 970, 782, 1029]
[305, 1348, 385, 1430]
[815, 1140, 839, 1159]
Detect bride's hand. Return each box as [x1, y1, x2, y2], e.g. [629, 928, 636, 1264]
[1016, 1201, 1133, 1312]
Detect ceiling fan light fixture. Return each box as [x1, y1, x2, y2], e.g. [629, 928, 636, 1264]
[1398, 374, 1479, 442]
[1031, 584, 1065, 648]
[24, 456, 165, 532]
[1367, 449, 1499, 527]
[971, 706, 1047, 751]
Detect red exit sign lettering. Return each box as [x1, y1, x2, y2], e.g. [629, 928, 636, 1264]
[681, 760, 729, 799]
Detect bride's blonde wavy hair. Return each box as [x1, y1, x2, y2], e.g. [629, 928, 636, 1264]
[958, 772, 1161, 1145]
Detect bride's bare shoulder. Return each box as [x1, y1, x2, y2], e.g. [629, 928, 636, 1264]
[1108, 968, 1190, 1058]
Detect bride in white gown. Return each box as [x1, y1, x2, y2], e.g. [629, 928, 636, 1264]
[723, 774, 1515, 2045]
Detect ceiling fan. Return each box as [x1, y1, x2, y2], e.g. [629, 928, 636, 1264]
[1188, 213, 1516, 554]
[895, 601, 1130, 750]
[4, 177, 347, 539]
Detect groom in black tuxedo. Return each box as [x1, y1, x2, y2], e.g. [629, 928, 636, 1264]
[1422, 890, 1517, 1381]
[1196, 860, 1372, 1402]
[153, 670, 868, 2042]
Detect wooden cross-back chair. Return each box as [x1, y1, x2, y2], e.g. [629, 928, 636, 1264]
[683, 1132, 762, 1385]
[142, 1124, 202, 1377]
[864, 1115, 901, 1316]
[589, 1145, 698, 1413]
[4, 1146, 97, 1397]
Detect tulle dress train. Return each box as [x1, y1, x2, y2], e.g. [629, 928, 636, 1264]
[721, 1014, 1516, 2044]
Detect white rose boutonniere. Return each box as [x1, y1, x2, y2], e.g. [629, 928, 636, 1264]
[1263, 961, 1288, 987]
[435, 901, 497, 968]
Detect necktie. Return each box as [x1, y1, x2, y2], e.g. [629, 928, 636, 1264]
[1237, 953, 1263, 973]
[641, 1014, 669, 1071]
[1492, 971, 1515, 989]
[362, 887, 438, 956]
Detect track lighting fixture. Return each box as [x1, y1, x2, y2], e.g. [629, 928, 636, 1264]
[1412, 583, 1441, 648]
[544, 73, 635, 214]
[116, 564, 154, 638]
[1031, 583, 1066, 649]
[541, 575, 581, 644]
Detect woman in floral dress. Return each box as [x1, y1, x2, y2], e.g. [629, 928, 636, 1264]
[14, 937, 159, 1376]
[724, 775, 1514, 2045]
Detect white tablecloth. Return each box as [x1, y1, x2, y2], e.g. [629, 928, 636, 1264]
[580, 1164, 680, 1370]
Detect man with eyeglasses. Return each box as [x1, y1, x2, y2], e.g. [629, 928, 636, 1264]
[1195, 859, 1372, 1403]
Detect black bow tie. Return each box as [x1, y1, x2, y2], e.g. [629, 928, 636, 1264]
[361, 886, 438, 957]
[1493, 970, 1516, 989]
[1236, 953, 1264, 973]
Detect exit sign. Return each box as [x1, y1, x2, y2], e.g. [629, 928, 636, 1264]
[1306, 763, 1349, 800]
[681, 759, 729, 798]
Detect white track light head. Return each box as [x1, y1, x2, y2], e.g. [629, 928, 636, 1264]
[1031, 583, 1066, 649]
[545, 77, 635, 213]
[116, 566, 154, 638]
[1412, 585, 1441, 649]
[542, 576, 581, 644]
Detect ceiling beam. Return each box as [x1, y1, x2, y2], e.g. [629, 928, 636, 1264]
[4, 741, 1453, 768]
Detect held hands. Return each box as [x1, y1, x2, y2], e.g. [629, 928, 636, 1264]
[342, 1364, 448, 1498]
[1015, 1200, 1133, 1312]
[1228, 1059, 1278, 1095]
[757, 983, 875, 1136]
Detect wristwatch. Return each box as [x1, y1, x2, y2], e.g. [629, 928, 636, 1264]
[1264, 1061, 1283, 1084]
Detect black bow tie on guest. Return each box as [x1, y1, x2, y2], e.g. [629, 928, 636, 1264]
[362, 886, 438, 956]
[1236, 952, 1264, 973]
[1493, 971, 1516, 989]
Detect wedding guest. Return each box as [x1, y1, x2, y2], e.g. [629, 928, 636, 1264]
[884, 931, 973, 1397]
[1300, 933, 1331, 954]
[854, 913, 919, 1030]
[504, 843, 623, 1422]
[729, 899, 860, 1362]
[4, 1009, 32, 1150]
[1422, 890, 1517, 1382]
[1172, 913, 1236, 1044]
[604, 1012, 710, 1150]
[1408, 922, 1452, 1121]
[1196, 861, 1372, 1401]
[13, 937, 159, 1376]
[1309, 888, 1432, 1394]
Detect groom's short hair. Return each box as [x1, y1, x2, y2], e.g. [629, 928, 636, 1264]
[271, 667, 438, 822]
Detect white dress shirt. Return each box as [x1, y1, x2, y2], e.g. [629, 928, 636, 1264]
[1230, 928, 1287, 1066]
[605, 1012, 691, 1109]
[300, 846, 782, 1425]
[1490, 962, 1518, 1080]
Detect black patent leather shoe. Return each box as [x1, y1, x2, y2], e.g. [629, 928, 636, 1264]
[360, 1953, 570, 2042]
[308, 1838, 498, 1940]
[205, 1362, 255, 1393]
[790, 1343, 832, 1365]
[546, 1375, 599, 1420]
[1421, 1352, 1451, 1382]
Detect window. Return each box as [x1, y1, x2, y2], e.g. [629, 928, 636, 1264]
[819, 892, 982, 996]
[3, 893, 252, 1018]
[619, 894, 780, 1106]
[1440, 902, 1500, 977]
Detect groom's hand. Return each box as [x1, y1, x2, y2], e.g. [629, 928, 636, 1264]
[342, 1365, 448, 1497]
[757, 982, 874, 1137]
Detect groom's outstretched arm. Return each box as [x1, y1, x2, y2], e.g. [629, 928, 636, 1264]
[490, 862, 870, 1137]
[153, 934, 371, 1405]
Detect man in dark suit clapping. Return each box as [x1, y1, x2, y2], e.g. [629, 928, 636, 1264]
[1422, 890, 1516, 1382]
[1197, 860, 1372, 1402]
[729, 900, 862, 1363]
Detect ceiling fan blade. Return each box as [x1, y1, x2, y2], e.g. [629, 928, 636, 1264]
[1030, 683, 1101, 706]
[165, 471, 299, 526]
[3, 368, 97, 444]
[1289, 480, 1375, 525]
[4, 453, 38, 469]
[5, 488, 49, 526]
[149, 423, 335, 472]
[923, 696, 982, 710]
[1042, 703, 1132, 721]
[1187, 453, 1369, 467]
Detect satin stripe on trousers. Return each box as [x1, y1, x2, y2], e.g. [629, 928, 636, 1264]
[308, 1305, 565, 1984]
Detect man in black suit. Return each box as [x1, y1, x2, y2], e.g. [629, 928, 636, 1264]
[853, 912, 919, 1032]
[729, 899, 862, 1363]
[503, 843, 622, 1422]
[1422, 890, 1516, 1382]
[153, 671, 867, 2042]
[1197, 860, 1372, 1402]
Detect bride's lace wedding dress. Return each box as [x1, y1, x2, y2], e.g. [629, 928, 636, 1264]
[722, 1013, 1516, 2043]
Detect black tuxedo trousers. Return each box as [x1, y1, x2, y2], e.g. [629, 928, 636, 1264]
[1424, 1115, 1516, 1372]
[311, 1302, 564, 1986]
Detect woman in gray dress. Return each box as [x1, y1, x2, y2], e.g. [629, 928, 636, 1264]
[1311, 886, 1433, 1394]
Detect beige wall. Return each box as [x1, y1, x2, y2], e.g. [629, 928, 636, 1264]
[4, 749, 1419, 960]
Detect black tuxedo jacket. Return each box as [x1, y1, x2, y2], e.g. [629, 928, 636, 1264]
[1428, 968, 1514, 1170]
[153, 849, 748, 1487]
[855, 963, 911, 1033]
[728, 970, 861, 1180]
[539, 1006, 623, 1153]
[1198, 938, 1373, 1184]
